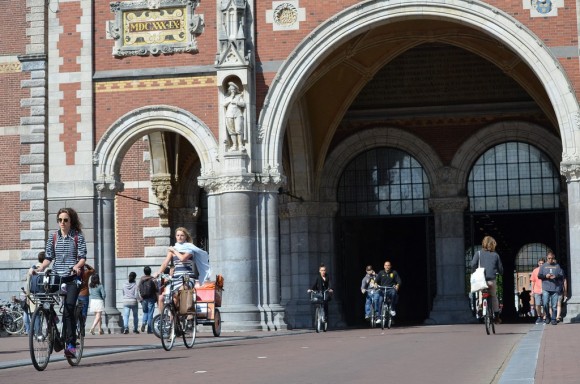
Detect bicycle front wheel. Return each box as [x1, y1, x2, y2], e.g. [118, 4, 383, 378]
[160, 306, 175, 351]
[370, 306, 376, 328]
[29, 308, 52, 371]
[181, 313, 197, 348]
[315, 307, 323, 333]
[66, 318, 84, 366]
[381, 306, 386, 330]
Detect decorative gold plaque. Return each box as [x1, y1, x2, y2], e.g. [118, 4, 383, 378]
[109, 0, 204, 57]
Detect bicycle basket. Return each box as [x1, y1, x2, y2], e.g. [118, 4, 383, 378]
[310, 292, 324, 304]
[29, 274, 61, 294]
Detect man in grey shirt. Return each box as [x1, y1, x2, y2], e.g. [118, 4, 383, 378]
[538, 251, 565, 325]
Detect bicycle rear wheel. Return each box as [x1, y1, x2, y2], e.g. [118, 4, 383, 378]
[370, 306, 376, 328]
[152, 314, 161, 339]
[315, 307, 323, 333]
[29, 308, 52, 371]
[160, 306, 175, 351]
[66, 317, 84, 366]
[484, 314, 491, 335]
[181, 313, 197, 348]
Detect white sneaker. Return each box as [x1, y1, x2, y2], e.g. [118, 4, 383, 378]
[390, 310, 396, 316]
[375, 319, 381, 324]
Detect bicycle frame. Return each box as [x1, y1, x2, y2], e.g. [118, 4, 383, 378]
[377, 286, 396, 330]
[310, 290, 329, 333]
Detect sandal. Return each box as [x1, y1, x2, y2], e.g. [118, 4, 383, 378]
[90, 328, 95, 335]
[556, 317, 562, 323]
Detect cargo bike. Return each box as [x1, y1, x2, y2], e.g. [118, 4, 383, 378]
[154, 274, 223, 344]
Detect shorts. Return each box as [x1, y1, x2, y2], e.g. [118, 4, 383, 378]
[533, 293, 543, 306]
[89, 298, 105, 313]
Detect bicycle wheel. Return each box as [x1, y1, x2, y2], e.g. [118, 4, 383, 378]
[369, 306, 376, 328]
[152, 314, 161, 339]
[484, 313, 491, 335]
[212, 308, 222, 337]
[181, 313, 197, 348]
[66, 317, 84, 366]
[315, 307, 323, 333]
[160, 306, 175, 351]
[5, 311, 24, 335]
[29, 308, 52, 371]
[386, 306, 392, 329]
[381, 305, 386, 330]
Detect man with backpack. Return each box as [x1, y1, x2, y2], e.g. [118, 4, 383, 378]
[138, 266, 158, 334]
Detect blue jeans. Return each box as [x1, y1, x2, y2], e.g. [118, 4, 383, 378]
[365, 291, 380, 317]
[542, 290, 559, 320]
[123, 304, 139, 331]
[141, 298, 156, 333]
[78, 295, 89, 320]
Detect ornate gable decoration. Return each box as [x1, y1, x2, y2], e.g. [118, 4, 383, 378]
[109, 0, 204, 57]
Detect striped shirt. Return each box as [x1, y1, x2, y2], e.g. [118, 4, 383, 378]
[45, 229, 87, 277]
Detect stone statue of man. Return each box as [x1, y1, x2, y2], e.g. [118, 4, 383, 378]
[224, 82, 245, 151]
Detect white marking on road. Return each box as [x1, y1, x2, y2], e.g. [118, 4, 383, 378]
[301, 346, 309, 348]
[194, 371, 207, 373]
[258, 356, 267, 359]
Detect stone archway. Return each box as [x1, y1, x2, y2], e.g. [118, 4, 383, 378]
[258, 0, 579, 175]
[92, 106, 218, 331]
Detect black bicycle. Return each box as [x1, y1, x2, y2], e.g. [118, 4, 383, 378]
[310, 289, 330, 333]
[25, 270, 84, 371]
[377, 285, 397, 330]
[158, 273, 197, 351]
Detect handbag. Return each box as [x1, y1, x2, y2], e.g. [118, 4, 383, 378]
[470, 251, 488, 293]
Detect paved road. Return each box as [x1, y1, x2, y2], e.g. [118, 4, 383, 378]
[0, 322, 577, 383]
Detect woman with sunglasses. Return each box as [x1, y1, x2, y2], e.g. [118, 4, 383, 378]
[35, 208, 87, 357]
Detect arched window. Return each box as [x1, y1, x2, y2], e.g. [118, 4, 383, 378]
[337, 148, 430, 216]
[467, 142, 560, 212]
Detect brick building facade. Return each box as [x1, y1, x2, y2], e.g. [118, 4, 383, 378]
[2, 0, 580, 330]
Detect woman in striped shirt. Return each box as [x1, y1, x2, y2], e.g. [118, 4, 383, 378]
[36, 208, 87, 358]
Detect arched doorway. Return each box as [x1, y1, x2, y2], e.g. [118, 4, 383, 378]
[464, 142, 565, 321]
[336, 147, 434, 326]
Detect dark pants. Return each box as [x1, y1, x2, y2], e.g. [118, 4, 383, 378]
[63, 281, 80, 344]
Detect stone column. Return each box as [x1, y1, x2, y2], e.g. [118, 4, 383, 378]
[427, 197, 473, 324]
[95, 176, 122, 333]
[279, 201, 338, 329]
[255, 187, 286, 330]
[561, 162, 580, 323]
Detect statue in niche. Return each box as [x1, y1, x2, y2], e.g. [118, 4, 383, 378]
[223, 82, 246, 151]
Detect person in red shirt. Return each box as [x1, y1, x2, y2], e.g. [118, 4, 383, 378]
[530, 257, 545, 324]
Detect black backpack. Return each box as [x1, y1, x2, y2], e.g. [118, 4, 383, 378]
[139, 278, 157, 299]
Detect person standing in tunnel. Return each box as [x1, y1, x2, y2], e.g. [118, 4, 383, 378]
[470, 236, 504, 324]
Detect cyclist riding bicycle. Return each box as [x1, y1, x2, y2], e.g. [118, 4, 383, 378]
[307, 263, 333, 323]
[34, 208, 87, 358]
[361, 265, 379, 321]
[470, 236, 504, 324]
[375, 261, 401, 318]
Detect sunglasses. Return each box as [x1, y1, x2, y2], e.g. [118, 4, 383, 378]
[57, 218, 69, 223]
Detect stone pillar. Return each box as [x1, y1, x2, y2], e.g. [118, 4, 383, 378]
[95, 176, 123, 333]
[427, 197, 473, 324]
[561, 162, 580, 323]
[256, 187, 286, 330]
[279, 201, 338, 329]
